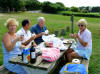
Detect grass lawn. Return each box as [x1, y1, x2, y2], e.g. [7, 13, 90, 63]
[0, 12, 100, 74]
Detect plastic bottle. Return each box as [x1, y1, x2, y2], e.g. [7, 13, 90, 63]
[23, 49, 28, 63]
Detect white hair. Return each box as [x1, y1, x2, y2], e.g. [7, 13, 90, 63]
[37, 17, 45, 23]
[77, 19, 88, 27]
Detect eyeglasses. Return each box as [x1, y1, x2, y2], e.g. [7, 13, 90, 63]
[78, 24, 84, 27]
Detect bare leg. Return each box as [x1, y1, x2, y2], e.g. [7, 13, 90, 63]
[67, 52, 82, 62]
[65, 48, 74, 62]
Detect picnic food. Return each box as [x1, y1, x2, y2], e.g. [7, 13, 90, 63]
[67, 40, 71, 43]
[63, 40, 71, 44]
[44, 42, 49, 47]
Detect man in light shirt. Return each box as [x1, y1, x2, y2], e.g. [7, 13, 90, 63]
[65, 19, 92, 62]
[16, 19, 37, 47]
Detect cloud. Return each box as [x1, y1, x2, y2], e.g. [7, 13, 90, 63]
[38, 0, 100, 7]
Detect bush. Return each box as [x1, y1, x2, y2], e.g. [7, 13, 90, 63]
[59, 11, 100, 18]
[0, 0, 25, 12]
[56, 2, 66, 11]
[25, 0, 42, 10]
[70, 6, 79, 12]
[42, 1, 66, 14]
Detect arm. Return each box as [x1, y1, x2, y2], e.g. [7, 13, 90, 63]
[33, 42, 37, 47]
[22, 35, 36, 46]
[36, 32, 45, 38]
[74, 33, 88, 47]
[3, 33, 22, 52]
[31, 26, 46, 38]
[36, 26, 47, 38]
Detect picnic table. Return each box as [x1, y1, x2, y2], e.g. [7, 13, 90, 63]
[9, 38, 75, 74]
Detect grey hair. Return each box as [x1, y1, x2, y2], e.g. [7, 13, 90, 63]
[37, 17, 45, 23]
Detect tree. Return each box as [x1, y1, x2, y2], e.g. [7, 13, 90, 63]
[25, 0, 42, 10]
[66, 7, 70, 11]
[42, 1, 66, 13]
[56, 2, 66, 11]
[42, 1, 52, 13]
[91, 7, 100, 12]
[70, 6, 79, 12]
[81, 8, 88, 13]
[0, 0, 25, 12]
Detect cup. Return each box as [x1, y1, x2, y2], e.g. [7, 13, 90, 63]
[20, 35, 24, 41]
[45, 30, 49, 34]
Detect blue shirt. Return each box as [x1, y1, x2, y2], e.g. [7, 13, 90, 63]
[31, 24, 47, 44]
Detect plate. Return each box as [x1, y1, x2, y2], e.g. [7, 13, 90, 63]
[63, 39, 73, 44]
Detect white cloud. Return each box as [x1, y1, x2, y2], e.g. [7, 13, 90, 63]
[38, 0, 100, 7]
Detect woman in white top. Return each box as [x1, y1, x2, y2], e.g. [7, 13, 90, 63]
[65, 19, 92, 62]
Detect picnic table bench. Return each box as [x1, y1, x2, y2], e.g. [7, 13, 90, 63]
[0, 65, 14, 74]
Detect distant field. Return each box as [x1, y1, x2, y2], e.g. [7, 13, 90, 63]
[0, 12, 100, 74]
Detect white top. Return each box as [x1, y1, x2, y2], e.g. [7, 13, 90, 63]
[77, 28, 92, 49]
[16, 28, 34, 47]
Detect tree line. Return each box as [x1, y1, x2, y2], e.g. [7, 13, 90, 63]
[0, 0, 100, 13]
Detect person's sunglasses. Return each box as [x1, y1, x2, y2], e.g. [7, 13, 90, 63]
[78, 24, 84, 27]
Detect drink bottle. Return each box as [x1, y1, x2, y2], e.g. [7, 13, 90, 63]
[30, 42, 36, 63]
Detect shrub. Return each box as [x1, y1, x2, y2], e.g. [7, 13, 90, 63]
[70, 6, 79, 12]
[59, 11, 100, 18]
[42, 1, 66, 14]
[25, 0, 42, 10]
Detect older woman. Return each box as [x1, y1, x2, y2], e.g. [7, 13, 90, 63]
[65, 19, 92, 62]
[2, 18, 27, 74]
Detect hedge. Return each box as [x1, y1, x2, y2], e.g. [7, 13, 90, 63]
[59, 11, 100, 18]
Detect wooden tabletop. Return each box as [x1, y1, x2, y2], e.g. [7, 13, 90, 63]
[9, 50, 66, 70]
[9, 39, 75, 71]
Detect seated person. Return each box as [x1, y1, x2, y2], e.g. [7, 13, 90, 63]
[31, 17, 47, 45]
[65, 19, 92, 62]
[16, 19, 37, 48]
[2, 18, 27, 74]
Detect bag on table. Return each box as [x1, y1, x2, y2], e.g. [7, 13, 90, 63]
[42, 48, 60, 62]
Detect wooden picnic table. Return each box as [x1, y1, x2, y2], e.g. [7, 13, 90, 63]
[9, 39, 75, 74]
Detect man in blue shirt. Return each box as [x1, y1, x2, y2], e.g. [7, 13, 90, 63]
[31, 17, 47, 44]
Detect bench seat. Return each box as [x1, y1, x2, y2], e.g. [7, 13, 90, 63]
[0, 65, 14, 74]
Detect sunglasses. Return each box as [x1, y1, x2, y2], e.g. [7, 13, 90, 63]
[78, 24, 84, 27]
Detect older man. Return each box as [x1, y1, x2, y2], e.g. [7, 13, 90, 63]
[16, 19, 37, 47]
[65, 19, 92, 62]
[31, 17, 47, 44]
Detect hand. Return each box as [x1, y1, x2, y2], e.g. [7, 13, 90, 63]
[16, 36, 24, 41]
[69, 33, 73, 37]
[20, 45, 27, 49]
[20, 35, 24, 41]
[31, 34, 36, 40]
[41, 32, 46, 35]
[73, 33, 78, 38]
[45, 30, 49, 35]
[33, 43, 37, 47]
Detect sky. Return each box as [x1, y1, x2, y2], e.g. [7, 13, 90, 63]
[38, 0, 100, 7]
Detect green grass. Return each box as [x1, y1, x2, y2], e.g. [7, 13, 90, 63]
[0, 12, 100, 74]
